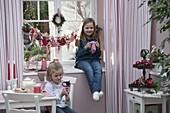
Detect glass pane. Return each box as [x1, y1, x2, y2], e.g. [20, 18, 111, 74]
[61, 22, 82, 61]
[28, 22, 50, 34]
[40, 1, 49, 20]
[62, 21, 82, 34]
[23, 1, 38, 20]
[61, 1, 91, 20]
[23, 22, 52, 62]
[62, 41, 76, 60]
[48, 1, 55, 21]
[61, 1, 76, 20]
[76, 1, 91, 20]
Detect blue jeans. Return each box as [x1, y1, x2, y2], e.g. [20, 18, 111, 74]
[76, 59, 102, 94]
[56, 106, 76, 113]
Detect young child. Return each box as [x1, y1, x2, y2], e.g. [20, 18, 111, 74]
[44, 62, 76, 113]
[75, 18, 103, 101]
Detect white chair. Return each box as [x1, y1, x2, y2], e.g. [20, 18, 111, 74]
[2, 92, 44, 113]
[62, 76, 77, 109]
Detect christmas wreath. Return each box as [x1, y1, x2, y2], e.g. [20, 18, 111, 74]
[52, 9, 66, 27]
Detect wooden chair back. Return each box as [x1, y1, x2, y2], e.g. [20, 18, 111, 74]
[2, 92, 44, 113]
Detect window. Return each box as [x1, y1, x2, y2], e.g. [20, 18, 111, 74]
[22, 0, 96, 64]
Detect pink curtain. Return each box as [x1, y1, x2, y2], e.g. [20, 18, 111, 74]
[104, 0, 151, 113]
[0, 0, 23, 90]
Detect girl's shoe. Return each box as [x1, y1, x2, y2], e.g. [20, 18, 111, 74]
[93, 92, 99, 101]
[99, 91, 104, 98]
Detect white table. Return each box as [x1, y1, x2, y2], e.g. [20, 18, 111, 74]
[0, 90, 56, 113]
[124, 89, 170, 113]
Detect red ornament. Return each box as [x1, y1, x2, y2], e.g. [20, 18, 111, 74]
[51, 38, 57, 47]
[144, 62, 150, 66]
[133, 81, 139, 85]
[61, 37, 66, 45]
[58, 45, 60, 51]
[147, 80, 153, 86]
[42, 37, 48, 46]
[74, 33, 77, 39]
[141, 59, 145, 64]
[136, 61, 141, 65]
[30, 28, 35, 33]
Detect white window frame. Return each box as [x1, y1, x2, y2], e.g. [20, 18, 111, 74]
[21, 0, 97, 65]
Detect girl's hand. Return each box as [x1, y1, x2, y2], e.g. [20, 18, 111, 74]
[95, 42, 100, 48]
[61, 89, 70, 101]
[61, 89, 68, 97]
[84, 42, 91, 49]
[65, 93, 70, 101]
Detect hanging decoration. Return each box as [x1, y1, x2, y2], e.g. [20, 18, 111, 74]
[22, 23, 77, 48]
[52, 8, 66, 27]
[22, 22, 77, 61]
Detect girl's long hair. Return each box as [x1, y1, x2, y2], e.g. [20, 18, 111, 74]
[75, 18, 100, 47]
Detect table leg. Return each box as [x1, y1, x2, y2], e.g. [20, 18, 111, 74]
[127, 96, 130, 113]
[162, 97, 166, 113]
[140, 99, 145, 113]
[51, 100, 56, 113]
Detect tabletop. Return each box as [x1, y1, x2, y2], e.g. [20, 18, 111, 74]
[124, 89, 170, 98]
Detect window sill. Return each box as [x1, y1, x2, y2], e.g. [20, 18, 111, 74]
[23, 64, 105, 76]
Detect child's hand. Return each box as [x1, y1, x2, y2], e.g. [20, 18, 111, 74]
[95, 42, 100, 48]
[84, 42, 92, 49]
[65, 92, 70, 101]
[61, 89, 70, 101]
[61, 89, 68, 97]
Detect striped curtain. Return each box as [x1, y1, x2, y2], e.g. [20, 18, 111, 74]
[104, 0, 151, 113]
[0, 0, 23, 90]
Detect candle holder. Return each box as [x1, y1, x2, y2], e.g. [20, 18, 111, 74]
[6, 79, 12, 90]
[12, 78, 18, 90]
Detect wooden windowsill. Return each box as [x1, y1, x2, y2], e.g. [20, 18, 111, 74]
[23, 64, 105, 76]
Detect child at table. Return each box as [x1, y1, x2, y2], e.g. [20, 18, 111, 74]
[44, 62, 77, 113]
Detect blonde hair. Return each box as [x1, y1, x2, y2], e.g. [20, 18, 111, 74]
[75, 18, 100, 47]
[46, 62, 64, 81]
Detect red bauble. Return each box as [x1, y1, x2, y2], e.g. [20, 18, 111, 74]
[141, 59, 145, 64]
[136, 61, 141, 65]
[30, 28, 35, 33]
[133, 81, 139, 85]
[144, 62, 150, 66]
[147, 80, 153, 86]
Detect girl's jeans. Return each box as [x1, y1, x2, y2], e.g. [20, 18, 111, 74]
[56, 106, 76, 113]
[76, 59, 102, 94]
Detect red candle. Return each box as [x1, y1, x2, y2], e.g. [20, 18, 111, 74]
[13, 63, 16, 79]
[8, 63, 10, 80]
[41, 59, 47, 70]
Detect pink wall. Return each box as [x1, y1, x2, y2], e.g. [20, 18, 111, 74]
[151, 20, 170, 54]
[97, 0, 104, 51]
[67, 73, 106, 113]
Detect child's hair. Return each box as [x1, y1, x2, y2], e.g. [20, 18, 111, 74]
[75, 18, 100, 47]
[46, 62, 64, 81]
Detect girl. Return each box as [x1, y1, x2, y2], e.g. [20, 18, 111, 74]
[75, 18, 103, 101]
[44, 62, 76, 113]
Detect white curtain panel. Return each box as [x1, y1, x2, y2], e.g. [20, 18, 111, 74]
[0, 0, 23, 90]
[104, 0, 151, 113]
